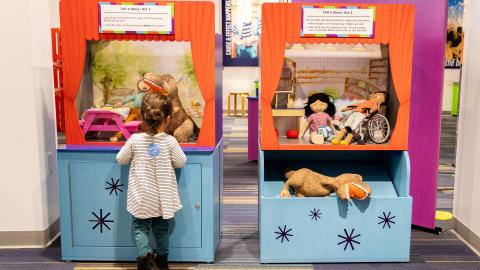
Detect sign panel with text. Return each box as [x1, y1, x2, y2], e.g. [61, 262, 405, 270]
[301, 6, 375, 38]
[99, 2, 174, 34]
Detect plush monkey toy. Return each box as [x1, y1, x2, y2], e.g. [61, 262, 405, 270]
[160, 74, 200, 143]
[137, 72, 168, 95]
[136, 73, 200, 142]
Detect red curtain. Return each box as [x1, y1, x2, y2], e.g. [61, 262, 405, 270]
[260, 3, 415, 150]
[60, 0, 87, 145]
[259, 4, 289, 150]
[187, 3, 215, 146]
[60, 0, 216, 146]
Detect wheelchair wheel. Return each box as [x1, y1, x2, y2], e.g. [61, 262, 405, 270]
[367, 114, 391, 144]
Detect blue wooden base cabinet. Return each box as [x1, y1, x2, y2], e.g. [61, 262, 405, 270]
[259, 150, 412, 263]
[57, 142, 223, 262]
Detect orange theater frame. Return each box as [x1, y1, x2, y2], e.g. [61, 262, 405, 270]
[60, 0, 217, 147]
[260, 3, 415, 150]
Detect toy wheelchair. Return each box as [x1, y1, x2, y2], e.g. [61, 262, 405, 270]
[338, 110, 391, 144]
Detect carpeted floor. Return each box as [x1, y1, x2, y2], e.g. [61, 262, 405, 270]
[1, 114, 478, 270]
[435, 114, 458, 232]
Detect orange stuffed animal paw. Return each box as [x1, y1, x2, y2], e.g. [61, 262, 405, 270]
[346, 182, 371, 200]
[280, 189, 292, 198]
[336, 182, 371, 200]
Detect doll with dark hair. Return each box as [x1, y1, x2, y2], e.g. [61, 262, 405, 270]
[298, 93, 336, 144]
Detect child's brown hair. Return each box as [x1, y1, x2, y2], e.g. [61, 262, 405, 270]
[141, 92, 173, 136]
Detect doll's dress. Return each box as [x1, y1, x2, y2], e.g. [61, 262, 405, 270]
[317, 126, 335, 141]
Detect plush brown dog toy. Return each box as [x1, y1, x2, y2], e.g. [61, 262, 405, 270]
[280, 168, 372, 200]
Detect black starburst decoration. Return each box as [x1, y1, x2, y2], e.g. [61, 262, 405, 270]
[309, 208, 322, 221]
[275, 225, 293, 243]
[378, 211, 396, 229]
[338, 228, 361, 251]
[89, 209, 113, 233]
[105, 178, 124, 196]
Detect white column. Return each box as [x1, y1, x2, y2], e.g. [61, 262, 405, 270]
[0, 0, 58, 246]
[453, 0, 480, 252]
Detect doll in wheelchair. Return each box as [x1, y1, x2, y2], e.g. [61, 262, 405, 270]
[332, 92, 391, 145]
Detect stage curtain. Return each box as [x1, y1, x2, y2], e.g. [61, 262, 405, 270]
[187, 2, 216, 146]
[260, 3, 415, 150]
[60, 0, 216, 146]
[260, 4, 290, 149]
[386, 4, 415, 148]
[60, 0, 88, 144]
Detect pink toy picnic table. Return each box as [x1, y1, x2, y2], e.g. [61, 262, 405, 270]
[79, 109, 141, 140]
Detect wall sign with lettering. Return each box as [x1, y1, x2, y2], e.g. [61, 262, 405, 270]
[99, 2, 174, 34]
[301, 6, 375, 38]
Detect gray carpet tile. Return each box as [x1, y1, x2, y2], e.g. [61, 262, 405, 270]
[437, 190, 455, 210]
[439, 115, 458, 166]
[0, 241, 62, 263]
[215, 234, 260, 263]
[0, 264, 74, 270]
[0, 239, 74, 270]
[438, 173, 455, 189]
[427, 261, 480, 270]
[314, 262, 430, 270]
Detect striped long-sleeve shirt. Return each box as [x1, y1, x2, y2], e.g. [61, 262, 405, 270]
[116, 132, 187, 219]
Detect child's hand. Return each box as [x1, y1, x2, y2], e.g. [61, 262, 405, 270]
[113, 102, 123, 108]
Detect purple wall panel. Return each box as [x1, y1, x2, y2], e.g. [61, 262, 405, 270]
[291, 0, 447, 229]
[216, 34, 224, 144]
[408, 0, 447, 229]
[248, 97, 259, 161]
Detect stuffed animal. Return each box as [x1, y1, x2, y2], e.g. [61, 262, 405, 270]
[332, 91, 387, 145]
[298, 93, 336, 144]
[137, 72, 168, 95]
[160, 74, 200, 143]
[110, 73, 163, 142]
[279, 168, 372, 200]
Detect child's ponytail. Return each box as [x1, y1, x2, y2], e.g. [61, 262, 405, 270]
[141, 92, 173, 136]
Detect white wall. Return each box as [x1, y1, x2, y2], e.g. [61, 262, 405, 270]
[0, 0, 57, 232]
[453, 0, 480, 243]
[50, 0, 60, 27]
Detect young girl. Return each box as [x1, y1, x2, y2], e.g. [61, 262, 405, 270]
[117, 92, 187, 270]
